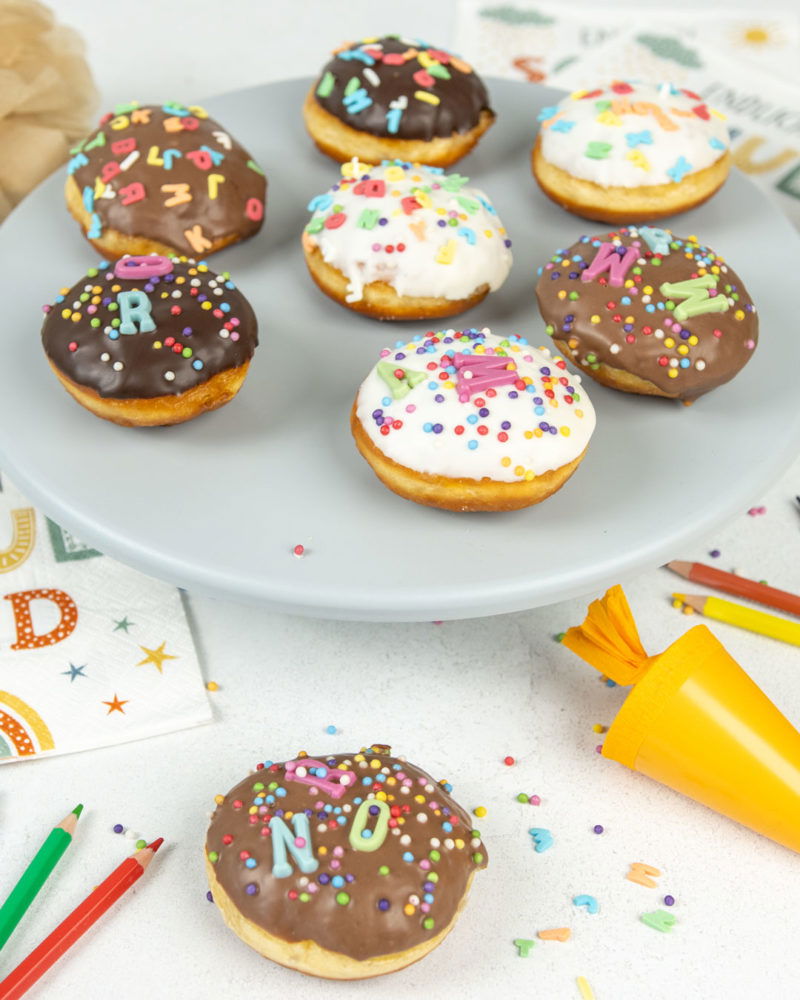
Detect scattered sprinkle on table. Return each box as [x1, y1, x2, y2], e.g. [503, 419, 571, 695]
[627, 862, 661, 887]
[576, 976, 596, 1000]
[292, 544, 305, 557]
[709, 549, 721, 558]
[112, 824, 124, 834]
[529, 827, 554, 853]
[206, 681, 219, 691]
[513, 938, 536, 957]
[537, 927, 571, 941]
[664, 894, 676, 906]
[325, 724, 337, 734]
[503, 755, 515, 766]
[573, 893, 599, 914]
[206, 890, 213, 903]
[641, 909, 676, 932]
[135, 839, 146, 850]
[473, 806, 487, 818]
[592, 724, 606, 733]
[554, 632, 566, 642]
[593, 824, 604, 834]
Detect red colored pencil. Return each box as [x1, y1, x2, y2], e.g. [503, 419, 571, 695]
[0, 839, 163, 999]
[666, 560, 800, 618]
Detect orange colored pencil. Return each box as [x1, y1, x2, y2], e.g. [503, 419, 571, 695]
[667, 560, 800, 618]
[0, 839, 163, 1000]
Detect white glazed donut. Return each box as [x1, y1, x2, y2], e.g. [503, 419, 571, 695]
[302, 160, 513, 320]
[351, 327, 596, 511]
[531, 81, 731, 223]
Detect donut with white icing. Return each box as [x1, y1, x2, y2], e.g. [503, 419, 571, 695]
[531, 81, 731, 223]
[352, 328, 596, 511]
[303, 160, 513, 320]
[303, 36, 495, 167]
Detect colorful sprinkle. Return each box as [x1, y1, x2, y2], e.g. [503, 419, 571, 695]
[528, 828, 553, 853]
[641, 909, 676, 932]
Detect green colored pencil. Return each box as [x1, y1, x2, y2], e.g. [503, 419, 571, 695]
[0, 804, 83, 952]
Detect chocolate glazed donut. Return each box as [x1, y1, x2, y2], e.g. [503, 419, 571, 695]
[205, 746, 487, 978]
[66, 102, 266, 258]
[536, 226, 758, 400]
[41, 255, 258, 425]
[313, 37, 492, 140]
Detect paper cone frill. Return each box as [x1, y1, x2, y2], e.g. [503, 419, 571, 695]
[562, 585, 659, 686]
[563, 586, 800, 853]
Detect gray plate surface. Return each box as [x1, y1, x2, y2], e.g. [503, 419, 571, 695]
[1, 79, 799, 621]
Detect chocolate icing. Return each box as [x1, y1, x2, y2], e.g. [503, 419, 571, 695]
[312, 37, 493, 141]
[68, 102, 266, 254]
[535, 227, 758, 400]
[41, 257, 257, 399]
[205, 746, 487, 962]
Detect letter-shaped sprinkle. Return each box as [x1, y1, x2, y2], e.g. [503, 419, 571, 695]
[269, 814, 319, 878]
[117, 290, 156, 335]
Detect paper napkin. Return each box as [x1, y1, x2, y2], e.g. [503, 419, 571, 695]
[455, 2, 800, 226]
[0, 474, 211, 763]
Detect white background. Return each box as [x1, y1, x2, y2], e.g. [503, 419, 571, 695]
[3, 3, 800, 999]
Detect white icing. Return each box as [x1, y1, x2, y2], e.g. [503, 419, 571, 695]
[304, 160, 512, 302]
[356, 328, 596, 483]
[538, 81, 729, 188]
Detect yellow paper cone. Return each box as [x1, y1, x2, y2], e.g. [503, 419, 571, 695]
[564, 586, 800, 853]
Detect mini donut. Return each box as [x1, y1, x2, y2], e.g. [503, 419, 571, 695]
[535, 226, 758, 401]
[65, 101, 266, 258]
[352, 328, 595, 512]
[531, 81, 730, 223]
[205, 745, 487, 980]
[303, 36, 495, 168]
[41, 254, 258, 426]
[303, 159, 512, 320]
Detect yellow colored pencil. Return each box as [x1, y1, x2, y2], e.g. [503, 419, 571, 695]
[674, 593, 800, 647]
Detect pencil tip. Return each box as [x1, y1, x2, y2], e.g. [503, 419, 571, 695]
[72, 803, 84, 818]
[665, 560, 691, 575]
[147, 837, 164, 853]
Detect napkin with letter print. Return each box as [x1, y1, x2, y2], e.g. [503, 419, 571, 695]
[0, 473, 211, 763]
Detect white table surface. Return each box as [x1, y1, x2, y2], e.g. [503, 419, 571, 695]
[3, 3, 800, 998]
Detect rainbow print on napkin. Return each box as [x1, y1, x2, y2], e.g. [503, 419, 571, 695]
[0, 474, 211, 762]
